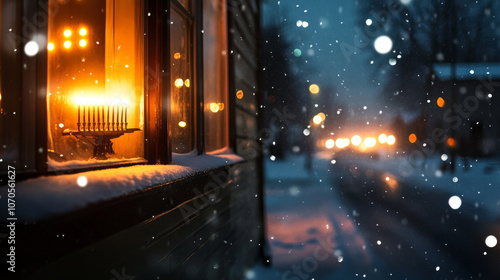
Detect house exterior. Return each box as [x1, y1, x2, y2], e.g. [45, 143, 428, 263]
[0, 0, 264, 279]
[428, 63, 500, 156]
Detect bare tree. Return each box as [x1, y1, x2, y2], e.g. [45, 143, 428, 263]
[358, 0, 500, 110]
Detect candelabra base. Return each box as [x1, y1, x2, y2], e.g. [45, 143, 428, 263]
[63, 129, 140, 160]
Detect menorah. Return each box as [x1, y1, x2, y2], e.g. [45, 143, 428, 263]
[63, 104, 139, 160]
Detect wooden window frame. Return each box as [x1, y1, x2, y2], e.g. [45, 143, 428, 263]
[0, 0, 234, 178]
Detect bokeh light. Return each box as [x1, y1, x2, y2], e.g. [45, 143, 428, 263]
[336, 138, 347, 149]
[374, 35, 393, 54]
[47, 42, 55, 51]
[351, 135, 362, 146]
[325, 139, 335, 149]
[378, 133, 388, 144]
[313, 115, 322, 125]
[485, 235, 498, 248]
[210, 103, 220, 113]
[309, 84, 320, 94]
[79, 28, 87, 36]
[448, 195, 462, 210]
[77, 176, 88, 187]
[24, 41, 39, 56]
[364, 137, 377, 148]
[174, 78, 184, 88]
[387, 135, 396, 145]
[437, 97, 445, 107]
[409, 133, 417, 143]
[447, 137, 456, 148]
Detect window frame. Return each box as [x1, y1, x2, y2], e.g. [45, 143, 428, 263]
[0, 0, 234, 178]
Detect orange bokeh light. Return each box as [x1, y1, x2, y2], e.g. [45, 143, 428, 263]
[236, 90, 244, 99]
[447, 137, 456, 148]
[409, 133, 417, 143]
[309, 84, 320, 94]
[437, 97, 445, 107]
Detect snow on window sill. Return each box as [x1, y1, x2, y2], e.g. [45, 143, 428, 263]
[5, 152, 243, 222]
[48, 157, 148, 171]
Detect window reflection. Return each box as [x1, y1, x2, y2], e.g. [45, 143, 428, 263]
[171, 6, 194, 153]
[203, 0, 228, 152]
[175, 0, 192, 12]
[47, 0, 144, 166]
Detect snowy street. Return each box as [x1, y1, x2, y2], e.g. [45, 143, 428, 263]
[246, 153, 500, 279]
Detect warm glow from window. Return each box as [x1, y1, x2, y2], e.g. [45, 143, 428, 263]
[437, 97, 445, 107]
[387, 135, 396, 145]
[409, 133, 417, 143]
[236, 90, 244, 99]
[364, 137, 376, 147]
[351, 135, 362, 146]
[325, 139, 335, 149]
[79, 28, 87, 36]
[447, 137, 456, 147]
[309, 84, 320, 94]
[178, 121, 187, 128]
[174, 78, 184, 88]
[47, 0, 145, 165]
[378, 133, 387, 144]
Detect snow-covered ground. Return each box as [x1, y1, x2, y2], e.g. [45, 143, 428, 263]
[245, 151, 500, 279]
[332, 151, 500, 217]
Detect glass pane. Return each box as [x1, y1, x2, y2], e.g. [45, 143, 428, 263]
[203, 0, 228, 152]
[170, 8, 194, 153]
[175, 0, 192, 13]
[47, 0, 144, 167]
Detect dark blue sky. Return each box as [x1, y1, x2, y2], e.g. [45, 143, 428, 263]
[262, 0, 397, 129]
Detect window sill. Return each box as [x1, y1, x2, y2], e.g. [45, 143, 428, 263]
[3, 151, 243, 222]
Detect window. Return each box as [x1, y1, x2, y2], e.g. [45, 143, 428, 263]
[203, 0, 229, 152]
[170, 1, 194, 153]
[46, 0, 145, 167]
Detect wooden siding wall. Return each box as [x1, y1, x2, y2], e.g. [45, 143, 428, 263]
[25, 162, 262, 280]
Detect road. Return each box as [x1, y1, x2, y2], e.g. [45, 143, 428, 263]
[248, 155, 500, 280]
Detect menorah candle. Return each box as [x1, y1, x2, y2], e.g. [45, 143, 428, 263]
[120, 106, 124, 129]
[93, 105, 95, 130]
[101, 105, 104, 130]
[87, 105, 90, 129]
[107, 105, 110, 130]
[78, 105, 81, 131]
[83, 105, 86, 130]
[112, 106, 115, 131]
[97, 105, 100, 130]
[125, 106, 127, 126]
